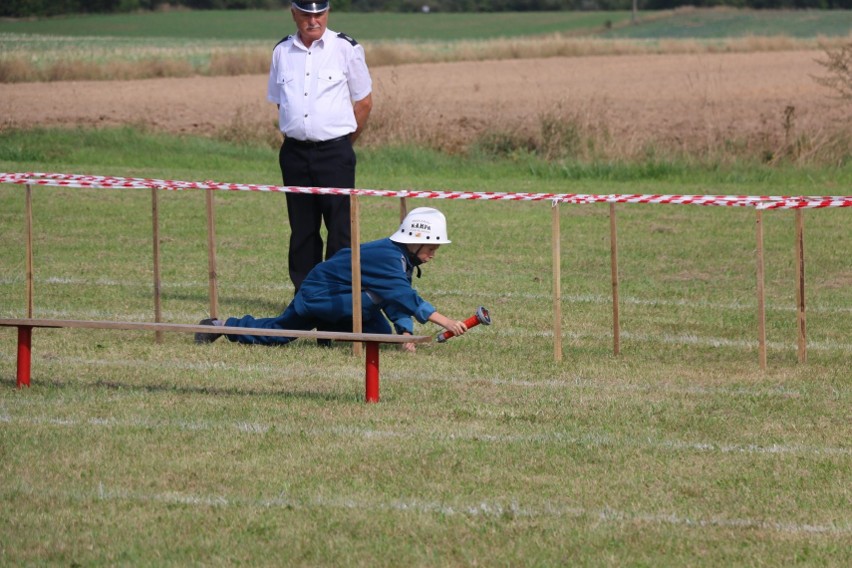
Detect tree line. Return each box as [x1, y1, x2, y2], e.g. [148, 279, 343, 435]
[3, 0, 850, 18]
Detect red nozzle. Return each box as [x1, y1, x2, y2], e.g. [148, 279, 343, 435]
[436, 306, 491, 343]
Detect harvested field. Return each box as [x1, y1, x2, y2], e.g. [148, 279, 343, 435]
[1, 50, 849, 157]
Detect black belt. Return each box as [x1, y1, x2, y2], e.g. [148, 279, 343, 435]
[285, 135, 350, 148]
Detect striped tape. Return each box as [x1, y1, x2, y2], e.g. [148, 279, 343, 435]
[2, 172, 850, 210]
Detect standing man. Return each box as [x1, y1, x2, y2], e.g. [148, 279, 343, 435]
[268, 0, 373, 293]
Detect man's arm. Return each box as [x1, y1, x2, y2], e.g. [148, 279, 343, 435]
[350, 93, 373, 143]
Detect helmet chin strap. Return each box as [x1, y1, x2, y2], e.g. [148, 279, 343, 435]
[409, 245, 424, 278]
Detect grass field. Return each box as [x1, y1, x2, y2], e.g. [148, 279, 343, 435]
[602, 7, 852, 39]
[1, 7, 850, 564]
[0, 10, 637, 41]
[3, 8, 851, 41]
[2, 8, 851, 82]
[1, 129, 850, 565]
[0, 9, 636, 75]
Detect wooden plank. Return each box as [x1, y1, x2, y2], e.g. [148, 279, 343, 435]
[205, 189, 219, 319]
[25, 185, 34, 318]
[350, 194, 362, 356]
[756, 210, 767, 370]
[151, 187, 163, 343]
[795, 209, 807, 364]
[609, 203, 620, 356]
[0, 318, 430, 344]
[551, 202, 562, 362]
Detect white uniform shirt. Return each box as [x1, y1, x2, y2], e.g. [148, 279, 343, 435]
[267, 28, 372, 142]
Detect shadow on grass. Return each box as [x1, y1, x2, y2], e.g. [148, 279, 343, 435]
[1, 377, 359, 403]
[156, 290, 290, 319]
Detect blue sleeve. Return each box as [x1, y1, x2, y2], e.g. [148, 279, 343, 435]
[360, 240, 436, 332]
[383, 300, 436, 334]
[387, 313, 413, 335]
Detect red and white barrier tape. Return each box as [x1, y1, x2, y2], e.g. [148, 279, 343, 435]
[1, 172, 850, 210]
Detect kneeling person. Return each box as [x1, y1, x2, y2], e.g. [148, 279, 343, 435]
[195, 207, 467, 352]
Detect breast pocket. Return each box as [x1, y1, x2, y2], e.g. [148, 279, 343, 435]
[275, 73, 298, 107]
[317, 68, 346, 96]
[318, 69, 345, 83]
[276, 72, 296, 90]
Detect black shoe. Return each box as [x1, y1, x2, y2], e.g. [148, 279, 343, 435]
[194, 318, 223, 344]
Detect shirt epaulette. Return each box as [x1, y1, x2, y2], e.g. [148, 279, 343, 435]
[274, 35, 292, 50]
[337, 32, 358, 46]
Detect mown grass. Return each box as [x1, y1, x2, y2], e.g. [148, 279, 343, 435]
[2, 126, 851, 189]
[1, 128, 850, 565]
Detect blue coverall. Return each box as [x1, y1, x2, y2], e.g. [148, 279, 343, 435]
[224, 238, 436, 345]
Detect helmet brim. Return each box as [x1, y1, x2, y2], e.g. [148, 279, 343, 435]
[390, 235, 451, 244]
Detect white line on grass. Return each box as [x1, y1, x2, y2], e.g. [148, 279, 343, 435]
[483, 327, 852, 353]
[2, 279, 850, 315]
[431, 289, 852, 316]
[81, 483, 851, 536]
[3, 413, 849, 457]
[2, 308, 849, 352]
[0, 352, 808, 398]
[624, 330, 852, 353]
[392, 372, 805, 398]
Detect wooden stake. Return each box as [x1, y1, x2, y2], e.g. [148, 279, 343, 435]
[610, 203, 620, 356]
[400, 197, 408, 222]
[795, 209, 807, 364]
[151, 188, 163, 343]
[351, 194, 362, 357]
[756, 210, 767, 371]
[25, 185, 34, 318]
[552, 201, 562, 362]
[205, 189, 219, 319]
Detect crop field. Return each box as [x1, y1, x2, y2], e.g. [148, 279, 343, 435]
[2, 7, 851, 42]
[2, 8, 850, 81]
[0, 10, 634, 78]
[0, 10, 637, 41]
[1, 7, 851, 566]
[602, 7, 852, 39]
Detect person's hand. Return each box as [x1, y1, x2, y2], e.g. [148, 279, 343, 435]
[401, 341, 417, 353]
[401, 332, 417, 353]
[427, 312, 469, 343]
[445, 319, 468, 338]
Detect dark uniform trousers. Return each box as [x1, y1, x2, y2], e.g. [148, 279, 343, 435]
[279, 135, 356, 292]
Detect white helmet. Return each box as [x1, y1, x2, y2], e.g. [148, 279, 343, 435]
[390, 207, 451, 244]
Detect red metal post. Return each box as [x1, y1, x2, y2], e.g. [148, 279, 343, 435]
[365, 341, 379, 403]
[17, 325, 32, 388]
